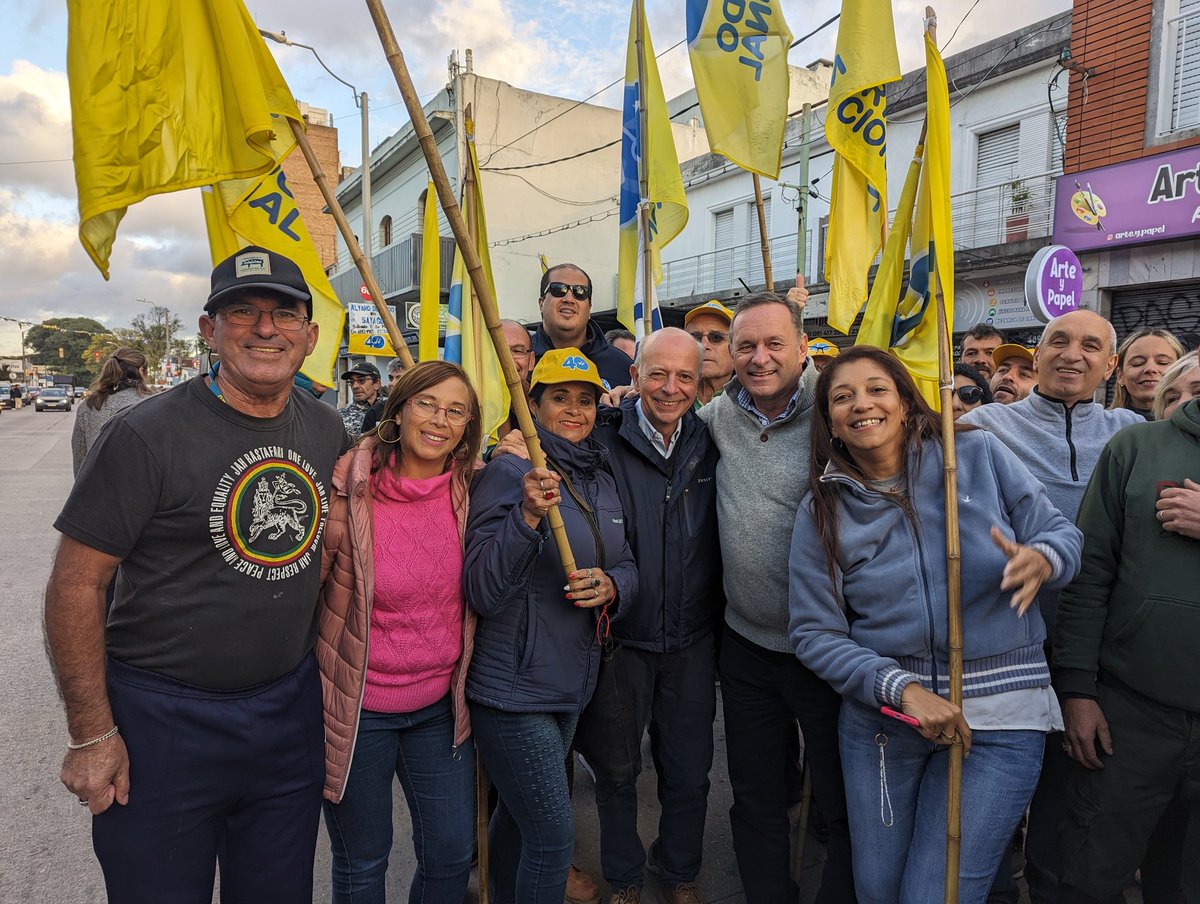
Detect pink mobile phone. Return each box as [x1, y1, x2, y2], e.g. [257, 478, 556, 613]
[881, 706, 921, 729]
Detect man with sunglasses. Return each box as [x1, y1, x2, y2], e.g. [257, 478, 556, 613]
[44, 246, 348, 903]
[338, 361, 383, 441]
[533, 263, 635, 391]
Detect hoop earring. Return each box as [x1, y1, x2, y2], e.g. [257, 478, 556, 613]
[377, 417, 402, 445]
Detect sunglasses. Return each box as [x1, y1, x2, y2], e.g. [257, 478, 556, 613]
[956, 386, 984, 405]
[688, 329, 729, 344]
[544, 282, 591, 301]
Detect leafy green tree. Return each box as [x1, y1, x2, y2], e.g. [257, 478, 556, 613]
[25, 317, 110, 385]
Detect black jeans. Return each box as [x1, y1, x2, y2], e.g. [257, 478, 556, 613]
[720, 627, 856, 904]
[573, 634, 717, 889]
[1058, 678, 1200, 903]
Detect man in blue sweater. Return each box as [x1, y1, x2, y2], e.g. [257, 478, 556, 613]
[961, 308, 1141, 903]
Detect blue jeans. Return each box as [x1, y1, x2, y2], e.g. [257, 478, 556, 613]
[839, 698, 1043, 904]
[469, 703, 578, 904]
[323, 697, 475, 904]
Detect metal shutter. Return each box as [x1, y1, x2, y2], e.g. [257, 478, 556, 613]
[714, 208, 735, 290]
[976, 123, 1021, 188]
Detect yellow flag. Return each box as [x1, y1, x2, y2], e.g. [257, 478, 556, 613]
[855, 31, 954, 409]
[202, 168, 346, 387]
[418, 184, 441, 361]
[617, 0, 689, 339]
[685, 0, 794, 179]
[444, 127, 510, 445]
[68, 0, 298, 277]
[824, 0, 901, 333]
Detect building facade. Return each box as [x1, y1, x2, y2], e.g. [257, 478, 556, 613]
[282, 102, 341, 271]
[1052, 0, 1200, 342]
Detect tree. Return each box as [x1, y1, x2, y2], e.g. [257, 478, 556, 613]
[0, 364, 12, 381]
[129, 305, 183, 376]
[25, 317, 110, 385]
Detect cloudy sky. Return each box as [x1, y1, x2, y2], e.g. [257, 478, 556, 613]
[0, 0, 1067, 356]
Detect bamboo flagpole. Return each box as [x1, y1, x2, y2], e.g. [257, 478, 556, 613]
[922, 9, 964, 901]
[752, 174, 774, 290]
[285, 119, 415, 369]
[362, 0, 576, 575]
[633, 0, 656, 338]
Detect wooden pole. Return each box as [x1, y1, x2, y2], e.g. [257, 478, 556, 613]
[752, 174, 773, 291]
[634, 0, 655, 337]
[363, 0, 576, 574]
[475, 758, 490, 904]
[463, 122, 486, 381]
[286, 119, 414, 369]
[923, 9, 963, 902]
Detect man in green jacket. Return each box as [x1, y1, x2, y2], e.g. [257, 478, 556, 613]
[1054, 396, 1200, 903]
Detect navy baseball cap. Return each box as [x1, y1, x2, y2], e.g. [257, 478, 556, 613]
[205, 246, 312, 317]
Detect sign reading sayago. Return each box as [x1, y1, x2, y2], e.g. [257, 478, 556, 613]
[1053, 146, 1200, 252]
[347, 296, 398, 357]
[1024, 245, 1081, 324]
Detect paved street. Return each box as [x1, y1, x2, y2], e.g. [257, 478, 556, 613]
[4, 405, 1127, 904]
[1, 406, 827, 903]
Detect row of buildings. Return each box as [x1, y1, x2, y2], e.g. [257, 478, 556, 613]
[290, 0, 1200, 368]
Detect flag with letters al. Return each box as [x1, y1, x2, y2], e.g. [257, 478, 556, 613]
[202, 164, 346, 387]
[444, 126, 510, 445]
[617, 0, 688, 341]
[685, 0, 793, 179]
[68, 0, 295, 277]
[824, 0, 901, 333]
[857, 31, 954, 409]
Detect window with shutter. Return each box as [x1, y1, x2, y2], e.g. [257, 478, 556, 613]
[714, 208, 735, 290]
[1170, 0, 1200, 131]
[976, 124, 1021, 188]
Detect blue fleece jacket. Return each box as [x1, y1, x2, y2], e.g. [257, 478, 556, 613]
[788, 429, 1082, 709]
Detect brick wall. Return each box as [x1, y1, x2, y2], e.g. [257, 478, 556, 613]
[282, 120, 341, 269]
[1066, 0, 1200, 170]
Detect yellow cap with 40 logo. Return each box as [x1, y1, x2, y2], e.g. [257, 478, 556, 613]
[530, 347, 604, 391]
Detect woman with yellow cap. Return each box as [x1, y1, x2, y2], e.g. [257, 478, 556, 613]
[464, 348, 638, 904]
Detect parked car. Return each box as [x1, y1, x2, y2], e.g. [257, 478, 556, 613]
[35, 387, 73, 412]
[0, 382, 12, 410]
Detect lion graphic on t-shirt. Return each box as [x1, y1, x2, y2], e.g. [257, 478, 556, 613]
[247, 474, 309, 543]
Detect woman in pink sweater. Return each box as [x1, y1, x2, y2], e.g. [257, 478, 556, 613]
[317, 360, 482, 904]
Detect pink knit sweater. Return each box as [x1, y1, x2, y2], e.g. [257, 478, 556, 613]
[363, 468, 465, 714]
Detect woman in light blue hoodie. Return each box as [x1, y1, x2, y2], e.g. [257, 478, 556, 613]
[788, 347, 1082, 904]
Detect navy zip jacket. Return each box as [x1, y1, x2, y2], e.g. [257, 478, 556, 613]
[592, 400, 723, 652]
[532, 320, 635, 391]
[464, 425, 638, 713]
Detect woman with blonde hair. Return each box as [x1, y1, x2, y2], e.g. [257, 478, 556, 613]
[317, 359, 483, 904]
[1152, 349, 1200, 421]
[1109, 328, 1183, 418]
[71, 347, 151, 475]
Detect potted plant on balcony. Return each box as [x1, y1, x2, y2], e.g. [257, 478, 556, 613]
[1005, 179, 1033, 242]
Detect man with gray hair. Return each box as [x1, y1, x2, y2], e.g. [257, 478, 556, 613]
[961, 308, 1142, 903]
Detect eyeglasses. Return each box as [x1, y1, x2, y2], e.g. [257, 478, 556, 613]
[218, 304, 309, 331]
[407, 397, 473, 425]
[544, 282, 591, 301]
[508, 345, 534, 358]
[688, 329, 728, 345]
[347, 375, 377, 385]
[956, 386, 984, 405]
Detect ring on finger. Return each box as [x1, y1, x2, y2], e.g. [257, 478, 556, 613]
[593, 588, 599, 598]
[591, 578, 600, 588]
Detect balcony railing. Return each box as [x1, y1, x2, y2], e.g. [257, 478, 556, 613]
[328, 233, 456, 307]
[659, 171, 1057, 304]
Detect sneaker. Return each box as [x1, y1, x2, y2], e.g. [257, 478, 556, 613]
[565, 864, 601, 904]
[609, 887, 641, 904]
[665, 883, 703, 904]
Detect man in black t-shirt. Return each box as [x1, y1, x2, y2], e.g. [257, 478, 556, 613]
[45, 246, 348, 903]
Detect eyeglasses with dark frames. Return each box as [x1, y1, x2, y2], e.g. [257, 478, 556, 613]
[688, 329, 729, 344]
[544, 282, 591, 301]
[218, 304, 309, 332]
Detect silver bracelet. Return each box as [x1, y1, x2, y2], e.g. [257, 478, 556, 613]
[67, 725, 119, 750]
